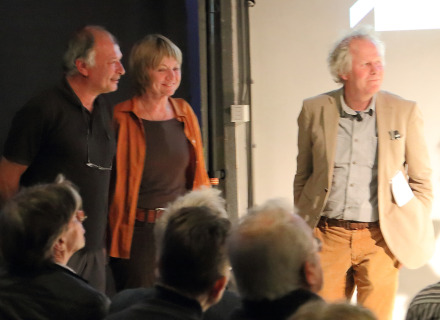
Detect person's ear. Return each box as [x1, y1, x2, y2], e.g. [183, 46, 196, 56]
[75, 59, 89, 77]
[303, 260, 321, 292]
[53, 236, 66, 253]
[207, 276, 228, 306]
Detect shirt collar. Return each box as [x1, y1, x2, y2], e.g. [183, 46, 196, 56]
[340, 94, 376, 116]
[55, 262, 77, 274]
[60, 77, 103, 112]
[155, 284, 203, 317]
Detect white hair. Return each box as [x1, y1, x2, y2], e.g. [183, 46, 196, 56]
[154, 187, 227, 252]
[328, 25, 385, 84]
[228, 198, 315, 300]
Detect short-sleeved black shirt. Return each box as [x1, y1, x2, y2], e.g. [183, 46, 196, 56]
[3, 79, 116, 249]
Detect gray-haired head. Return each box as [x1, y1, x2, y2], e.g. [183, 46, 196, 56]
[63, 25, 118, 76]
[154, 187, 227, 252]
[328, 26, 385, 84]
[228, 198, 321, 300]
[0, 175, 82, 274]
[157, 205, 231, 298]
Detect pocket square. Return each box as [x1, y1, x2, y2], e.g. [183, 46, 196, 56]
[389, 130, 401, 140]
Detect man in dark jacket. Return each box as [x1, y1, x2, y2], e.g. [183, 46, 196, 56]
[0, 176, 109, 319]
[106, 188, 232, 320]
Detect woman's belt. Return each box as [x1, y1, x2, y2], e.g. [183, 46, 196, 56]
[136, 208, 165, 223]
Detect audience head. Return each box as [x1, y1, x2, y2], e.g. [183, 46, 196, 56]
[0, 175, 85, 274]
[228, 198, 322, 301]
[155, 187, 227, 250]
[289, 301, 377, 320]
[328, 25, 385, 84]
[129, 33, 182, 96]
[157, 203, 231, 310]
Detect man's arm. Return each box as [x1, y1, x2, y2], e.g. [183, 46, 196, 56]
[0, 157, 28, 206]
[405, 104, 433, 211]
[293, 104, 313, 204]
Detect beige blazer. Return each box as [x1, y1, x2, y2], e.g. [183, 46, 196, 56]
[294, 88, 434, 269]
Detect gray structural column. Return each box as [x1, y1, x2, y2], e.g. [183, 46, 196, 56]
[202, 0, 253, 222]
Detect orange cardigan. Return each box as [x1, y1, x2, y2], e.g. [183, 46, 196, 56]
[108, 97, 210, 258]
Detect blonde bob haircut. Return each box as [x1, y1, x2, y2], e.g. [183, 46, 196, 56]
[129, 34, 182, 96]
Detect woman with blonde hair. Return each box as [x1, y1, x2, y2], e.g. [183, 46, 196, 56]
[108, 34, 210, 291]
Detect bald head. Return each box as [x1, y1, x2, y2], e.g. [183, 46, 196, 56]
[228, 198, 322, 300]
[63, 25, 119, 76]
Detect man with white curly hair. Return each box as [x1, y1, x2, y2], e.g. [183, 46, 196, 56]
[294, 26, 433, 320]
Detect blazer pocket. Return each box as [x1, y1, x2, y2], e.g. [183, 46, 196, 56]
[297, 187, 321, 213]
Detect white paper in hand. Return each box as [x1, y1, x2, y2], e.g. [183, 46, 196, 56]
[391, 171, 414, 207]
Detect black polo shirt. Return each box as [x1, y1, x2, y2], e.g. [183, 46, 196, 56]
[3, 79, 115, 249]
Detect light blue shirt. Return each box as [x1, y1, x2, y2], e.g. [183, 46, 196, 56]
[323, 94, 379, 222]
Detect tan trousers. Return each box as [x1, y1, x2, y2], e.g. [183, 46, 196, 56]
[314, 224, 399, 320]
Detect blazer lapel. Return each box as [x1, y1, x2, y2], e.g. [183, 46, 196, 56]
[376, 92, 392, 169]
[323, 89, 342, 171]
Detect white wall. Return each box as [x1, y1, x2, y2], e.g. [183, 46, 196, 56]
[249, 1, 440, 319]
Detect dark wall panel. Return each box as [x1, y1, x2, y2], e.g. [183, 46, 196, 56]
[0, 0, 200, 154]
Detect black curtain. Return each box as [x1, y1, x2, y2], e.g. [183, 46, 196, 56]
[0, 0, 201, 154]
